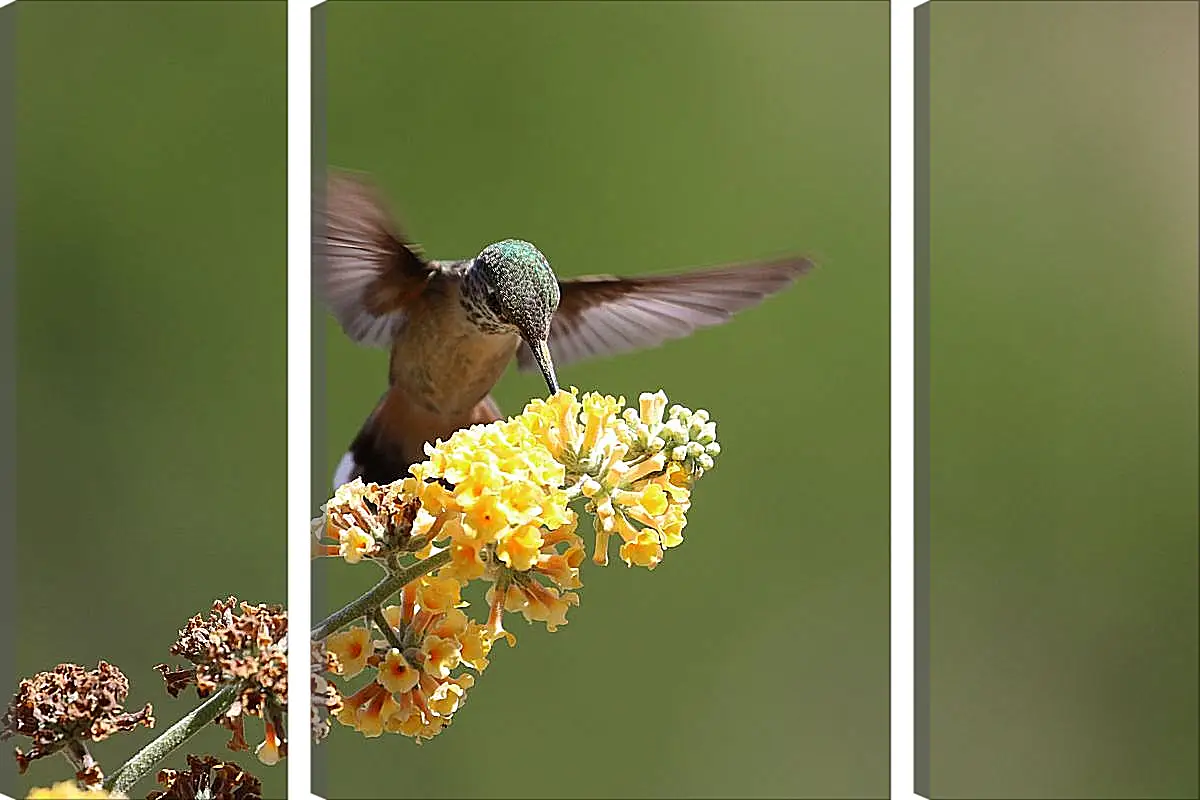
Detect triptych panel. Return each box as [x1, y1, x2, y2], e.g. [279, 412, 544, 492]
[0, 2, 1194, 799]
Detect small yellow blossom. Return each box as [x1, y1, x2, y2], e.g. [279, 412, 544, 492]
[490, 579, 579, 632]
[658, 503, 688, 548]
[443, 534, 487, 582]
[429, 607, 468, 639]
[427, 674, 473, 717]
[476, 509, 586, 634]
[536, 526, 586, 590]
[457, 621, 492, 671]
[639, 389, 668, 425]
[420, 635, 461, 679]
[321, 481, 381, 548]
[335, 682, 375, 729]
[324, 627, 371, 679]
[331, 576, 492, 742]
[384, 687, 448, 743]
[462, 493, 509, 540]
[377, 649, 419, 694]
[337, 682, 400, 739]
[405, 477, 454, 516]
[654, 463, 694, 503]
[417, 575, 463, 614]
[619, 529, 665, 569]
[495, 523, 544, 572]
[639, 483, 669, 516]
[518, 389, 583, 455]
[256, 720, 283, 766]
[485, 590, 516, 646]
[339, 525, 374, 564]
[579, 392, 623, 454]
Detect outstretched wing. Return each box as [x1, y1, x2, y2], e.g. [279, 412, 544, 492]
[516, 257, 813, 370]
[317, 170, 438, 347]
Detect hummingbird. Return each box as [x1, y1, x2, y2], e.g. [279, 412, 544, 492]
[319, 170, 814, 488]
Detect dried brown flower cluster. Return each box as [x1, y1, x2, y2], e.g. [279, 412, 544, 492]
[147, 754, 262, 800]
[1, 661, 154, 782]
[154, 598, 287, 766]
[310, 640, 343, 743]
[312, 481, 431, 564]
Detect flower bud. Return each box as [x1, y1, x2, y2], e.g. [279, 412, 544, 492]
[638, 390, 668, 426]
[662, 418, 687, 442]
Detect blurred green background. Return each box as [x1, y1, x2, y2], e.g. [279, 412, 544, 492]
[12, 2, 285, 798]
[319, 2, 888, 798]
[929, 2, 1198, 798]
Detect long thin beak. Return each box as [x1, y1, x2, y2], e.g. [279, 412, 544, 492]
[528, 338, 559, 395]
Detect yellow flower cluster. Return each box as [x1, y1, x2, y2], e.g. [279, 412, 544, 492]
[481, 518, 586, 644]
[522, 390, 698, 570]
[406, 418, 573, 569]
[316, 387, 719, 743]
[326, 576, 491, 743]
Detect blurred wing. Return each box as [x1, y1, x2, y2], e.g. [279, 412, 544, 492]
[517, 257, 813, 370]
[318, 170, 436, 347]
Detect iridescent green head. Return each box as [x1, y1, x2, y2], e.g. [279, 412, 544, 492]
[464, 239, 561, 394]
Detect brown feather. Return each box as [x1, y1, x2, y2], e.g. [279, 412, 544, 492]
[319, 170, 436, 346]
[348, 387, 506, 484]
[467, 394, 505, 426]
[517, 256, 814, 370]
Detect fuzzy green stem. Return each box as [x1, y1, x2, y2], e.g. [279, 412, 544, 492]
[311, 549, 452, 642]
[371, 606, 406, 651]
[104, 683, 240, 795]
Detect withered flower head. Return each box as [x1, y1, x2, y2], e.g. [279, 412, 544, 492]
[313, 480, 428, 563]
[310, 640, 342, 744]
[147, 754, 262, 800]
[2, 661, 153, 777]
[154, 598, 287, 765]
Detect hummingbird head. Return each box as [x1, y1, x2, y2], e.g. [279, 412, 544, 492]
[465, 239, 561, 395]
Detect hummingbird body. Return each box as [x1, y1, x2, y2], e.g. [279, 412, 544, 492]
[345, 262, 527, 480]
[320, 170, 814, 487]
[387, 274, 519, 416]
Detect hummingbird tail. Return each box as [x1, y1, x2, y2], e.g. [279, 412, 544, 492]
[333, 390, 505, 489]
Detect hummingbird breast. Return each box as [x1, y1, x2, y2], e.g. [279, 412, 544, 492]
[388, 281, 520, 416]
